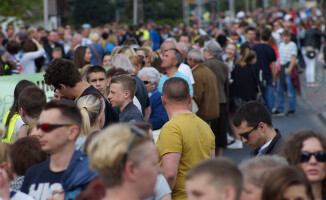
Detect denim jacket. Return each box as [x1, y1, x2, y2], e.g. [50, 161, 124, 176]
[62, 150, 98, 200]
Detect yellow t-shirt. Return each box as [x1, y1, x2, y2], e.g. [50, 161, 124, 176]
[156, 113, 215, 200]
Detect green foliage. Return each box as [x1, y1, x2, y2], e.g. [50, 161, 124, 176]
[143, 0, 183, 22]
[0, 0, 43, 21]
[155, 18, 183, 27]
[69, 0, 183, 26]
[70, 0, 116, 26]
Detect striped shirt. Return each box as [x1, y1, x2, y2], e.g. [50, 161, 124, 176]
[279, 41, 297, 65]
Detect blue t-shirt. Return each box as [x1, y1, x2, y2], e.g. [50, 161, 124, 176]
[157, 72, 193, 97]
[21, 160, 64, 200]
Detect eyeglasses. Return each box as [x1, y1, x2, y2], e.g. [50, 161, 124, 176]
[36, 123, 75, 132]
[239, 124, 259, 140]
[121, 125, 146, 170]
[300, 151, 326, 163]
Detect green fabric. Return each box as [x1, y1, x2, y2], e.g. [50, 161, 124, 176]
[2, 110, 21, 143]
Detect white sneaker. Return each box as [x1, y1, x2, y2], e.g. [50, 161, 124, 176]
[227, 139, 243, 149]
[227, 134, 235, 144]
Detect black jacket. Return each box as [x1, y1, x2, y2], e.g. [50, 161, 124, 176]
[44, 41, 66, 60]
[251, 129, 283, 157]
[303, 28, 326, 49]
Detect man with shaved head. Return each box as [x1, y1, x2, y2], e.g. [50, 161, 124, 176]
[156, 77, 215, 200]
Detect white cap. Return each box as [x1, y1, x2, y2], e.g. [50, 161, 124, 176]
[236, 11, 245, 19]
[284, 14, 293, 21]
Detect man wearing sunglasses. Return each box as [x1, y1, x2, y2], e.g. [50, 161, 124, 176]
[20, 100, 97, 200]
[156, 77, 215, 200]
[233, 101, 283, 157]
[44, 58, 119, 127]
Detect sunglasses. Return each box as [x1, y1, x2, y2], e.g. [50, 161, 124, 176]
[36, 123, 75, 132]
[239, 124, 259, 140]
[121, 125, 146, 170]
[81, 92, 102, 99]
[300, 151, 326, 163]
[143, 81, 151, 85]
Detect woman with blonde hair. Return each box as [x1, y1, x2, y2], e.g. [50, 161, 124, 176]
[88, 32, 105, 65]
[87, 123, 160, 200]
[129, 55, 145, 75]
[106, 34, 118, 53]
[117, 46, 137, 58]
[76, 94, 105, 151]
[136, 47, 152, 67]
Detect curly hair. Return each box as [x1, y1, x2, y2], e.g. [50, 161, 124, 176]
[44, 58, 82, 89]
[281, 130, 326, 165]
[281, 129, 326, 197]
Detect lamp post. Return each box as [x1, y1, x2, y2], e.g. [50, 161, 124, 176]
[43, 0, 48, 30]
[133, 0, 137, 25]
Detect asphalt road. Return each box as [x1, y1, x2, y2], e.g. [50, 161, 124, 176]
[222, 95, 326, 165]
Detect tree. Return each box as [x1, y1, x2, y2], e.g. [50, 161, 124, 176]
[70, 0, 116, 26]
[143, 0, 183, 22]
[0, 0, 43, 22]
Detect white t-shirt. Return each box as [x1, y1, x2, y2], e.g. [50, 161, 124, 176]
[145, 174, 171, 200]
[178, 63, 195, 84]
[11, 191, 34, 200]
[21, 48, 45, 74]
[133, 96, 142, 114]
[13, 118, 25, 141]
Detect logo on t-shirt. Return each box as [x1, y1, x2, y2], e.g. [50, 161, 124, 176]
[29, 182, 63, 200]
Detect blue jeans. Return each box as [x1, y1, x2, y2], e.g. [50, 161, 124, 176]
[263, 83, 274, 113]
[276, 74, 296, 113]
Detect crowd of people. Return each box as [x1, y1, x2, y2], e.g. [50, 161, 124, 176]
[0, 5, 326, 200]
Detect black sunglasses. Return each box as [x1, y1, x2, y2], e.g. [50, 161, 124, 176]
[81, 92, 102, 99]
[239, 124, 259, 140]
[36, 123, 75, 133]
[300, 151, 326, 163]
[121, 125, 146, 170]
[143, 81, 151, 85]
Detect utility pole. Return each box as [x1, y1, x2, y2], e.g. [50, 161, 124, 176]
[138, 0, 144, 24]
[196, 0, 202, 26]
[133, 0, 137, 25]
[229, 0, 234, 20]
[43, 0, 49, 30]
[323, 0, 326, 27]
[251, 0, 255, 13]
[183, 0, 189, 24]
